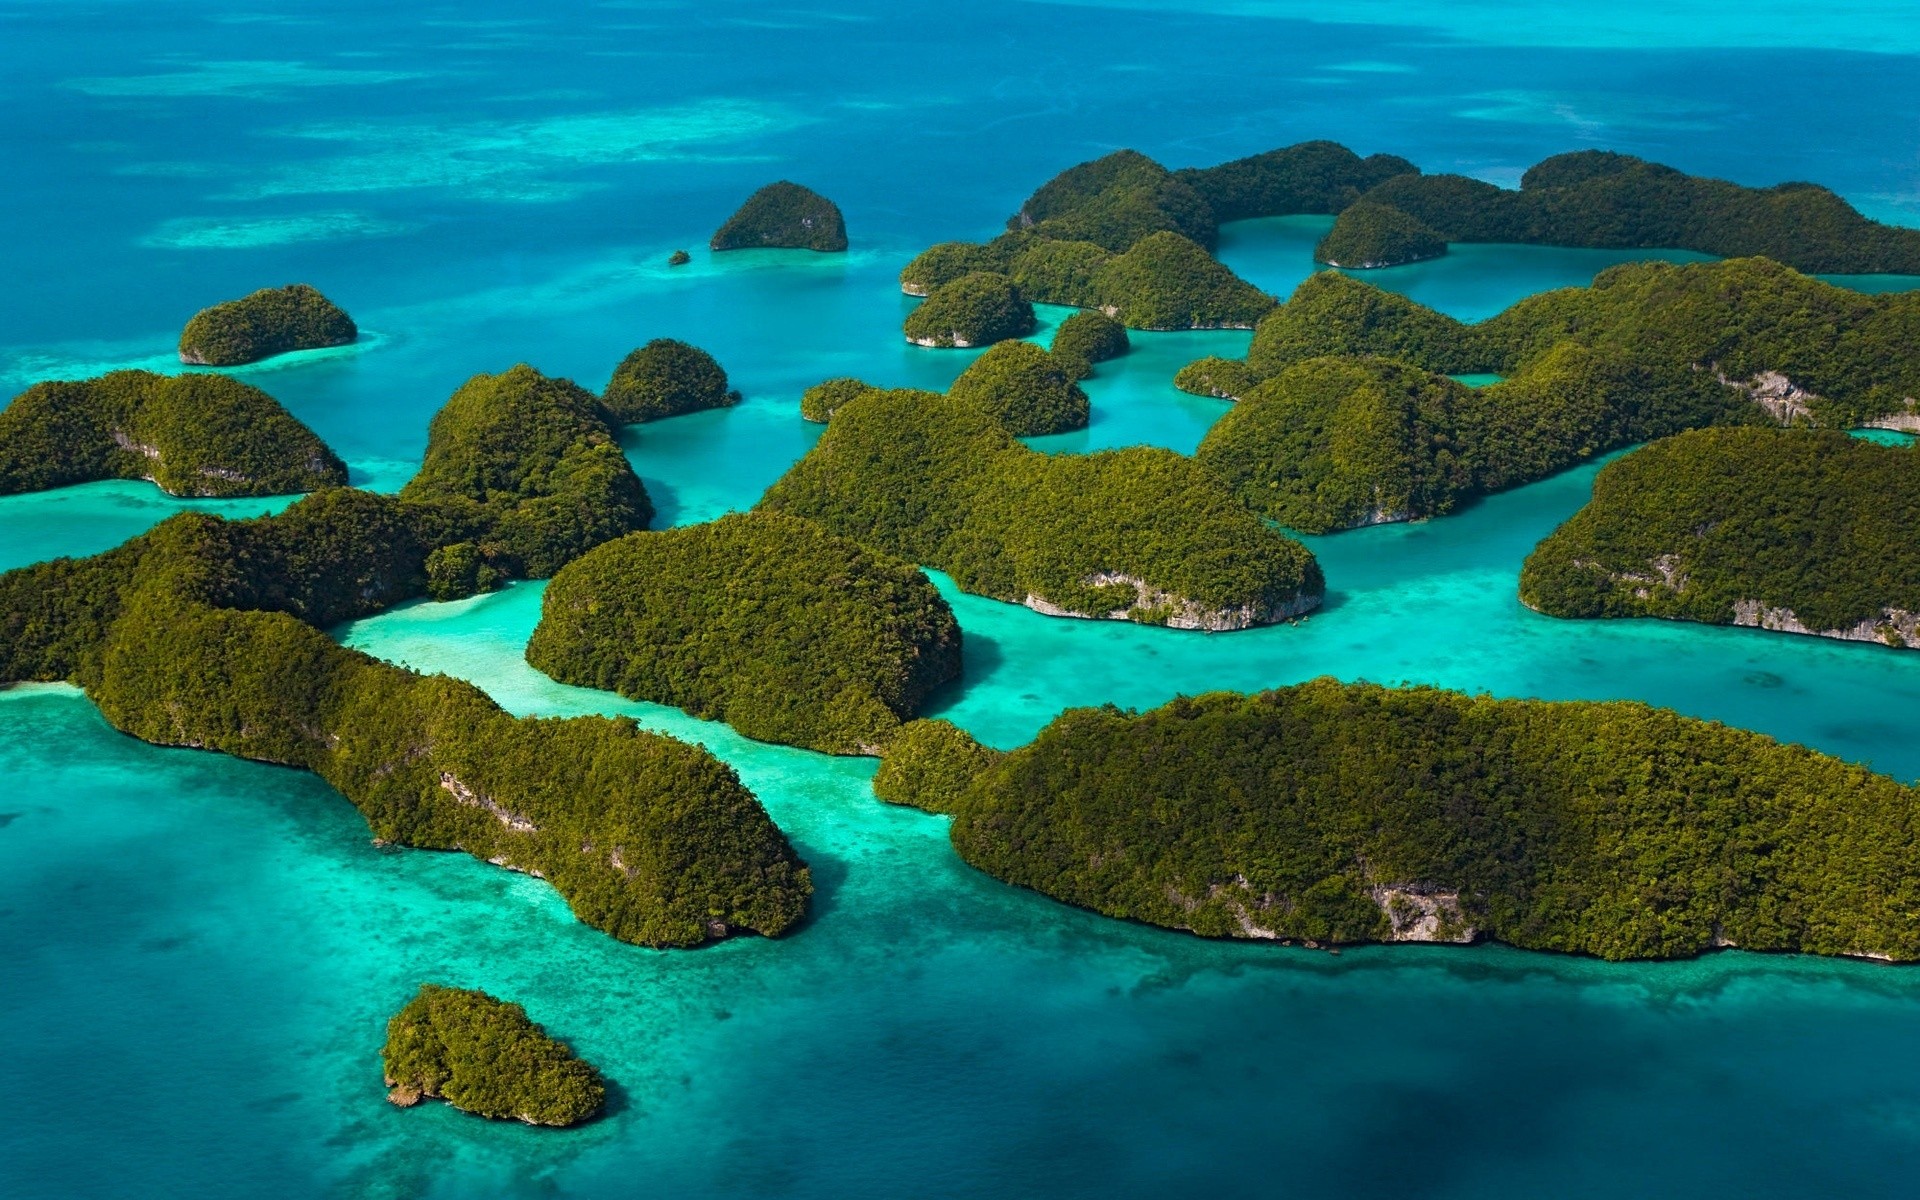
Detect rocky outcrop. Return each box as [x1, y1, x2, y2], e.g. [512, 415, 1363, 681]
[439, 771, 538, 833]
[1731, 599, 1920, 649]
[1717, 368, 1818, 424]
[1370, 885, 1475, 943]
[1023, 571, 1320, 631]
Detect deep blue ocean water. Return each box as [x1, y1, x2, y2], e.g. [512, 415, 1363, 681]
[6, 2, 1920, 1196]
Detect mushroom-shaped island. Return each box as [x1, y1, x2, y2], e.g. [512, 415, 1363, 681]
[711, 181, 848, 252]
[904, 272, 1035, 348]
[602, 338, 740, 422]
[178, 283, 357, 366]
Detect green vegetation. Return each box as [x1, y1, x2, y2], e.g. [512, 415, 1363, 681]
[178, 283, 356, 367]
[1522, 427, 1920, 646]
[1314, 199, 1446, 267]
[1008, 239, 1112, 309]
[758, 389, 1322, 629]
[1177, 258, 1920, 527]
[400, 365, 653, 580]
[1350, 150, 1920, 272]
[1047, 310, 1129, 380]
[887, 680, 1920, 961]
[946, 341, 1089, 435]
[900, 149, 1274, 330]
[1011, 149, 1217, 252]
[904, 272, 1036, 348]
[710, 181, 847, 252]
[870, 718, 1002, 815]
[1174, 140, 1418, 222]
[901, 241, 1013, 296]
[668, 249, 691, 266]
[601, 338, 740, 423]
[526, 512, 962, 754]
[382, 985, 605, 1126]
[1196, 348, 1751, 532]
[1089, 232, 1275, 330]
[0, 364, 813, 947]
[0, 370, 345, 498]
[800, 377, 883, 423]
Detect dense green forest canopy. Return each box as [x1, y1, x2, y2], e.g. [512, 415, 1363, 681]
[903, 139, 1920, 338]
[882, 680, 1920, 961]
[757, 388, 1322, 629]
[1345, 149, 1920, 272]
[0, 370, 346, 498]
[178, 283, 356, 366]
[946, 340, 1089, 435]
[904, 272, 1036, 347]
[1239, 259, 1920, 426]
[1175, 260, 1920, 525]
[1312, 199, 1446, 268]
[710, 181, 847, 252]
[1194, 346, 1755, 533]
[1522, 427, 1920, 645]
[799, 377, 884, 423]
[1173, 140, 1419, 222]
[1047, 310, 1130, 379]
[601, 338, 740, 422]
[0, 364, 811, 947]
[383, 985, 606, 1126]
[526, 511, 962, 755]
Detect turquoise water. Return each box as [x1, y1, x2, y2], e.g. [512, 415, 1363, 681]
[9, 1, 1920, 1197]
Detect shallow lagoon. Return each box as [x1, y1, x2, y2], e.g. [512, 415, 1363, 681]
[7, 1, 1920, 1197]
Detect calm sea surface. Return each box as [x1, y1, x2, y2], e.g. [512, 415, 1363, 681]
[5, 2, 1920, 1196]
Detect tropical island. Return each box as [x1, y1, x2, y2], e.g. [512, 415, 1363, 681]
[1174, 258, 1920, 530]
[1319, 148, 1920, 272]
[178, 283, 357, 366]
[0, 364, 811, 947]
[898, 139, 1920, 339]
[711, 181, 848, 252]
[946, 340, 1088, 435]
[383, 985, 605, 1126]
[904, 272, 1035, 347]
[757, 387, 1322, 629]
[0, 370, 346, 498]
[601, 338, 741, 422]
[1521, 427, 1920, 648]
[877, 679, 1920, 961]
[1047, 310, 1129, 379]
[799, 377, 885, 423]
[526, 511, 962, 755]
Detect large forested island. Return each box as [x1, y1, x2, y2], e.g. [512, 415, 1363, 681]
[0, 370, 346, 497]
[178, 283, 357, 366]
[878, 680, 1920, 962]
[1175, 258, 1920, 530]
[758, 387, 1323, 629]
[898, 140, 1920, 337]
[0, 363, 811, 947]
[383, 985, 606, 1126]
[1312, 148, 1920, 272]
[526, 511, 962, 754]
[1522, 428, 1920, 648]
[711, 181, 847, 252]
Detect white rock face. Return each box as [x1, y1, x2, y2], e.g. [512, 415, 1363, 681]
[1731, 599, 1920, 650]
[1370, 885, 1476, 943]
[1022, 571, 1320, 631]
